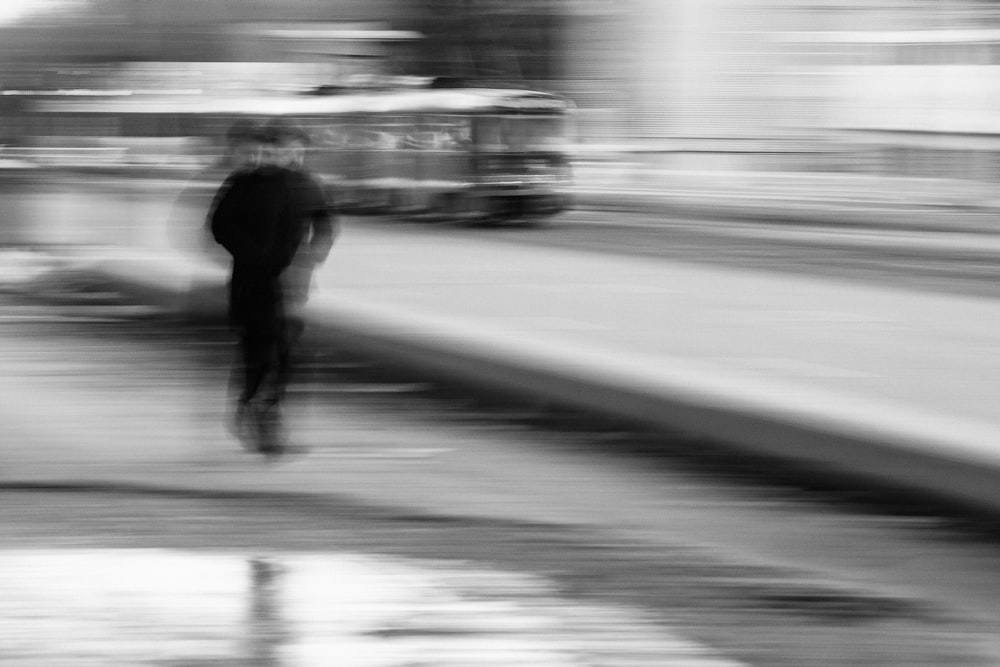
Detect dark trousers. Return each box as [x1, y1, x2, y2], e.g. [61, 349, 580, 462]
[237, 311, 304, 406]
[228, 266, 307, 407]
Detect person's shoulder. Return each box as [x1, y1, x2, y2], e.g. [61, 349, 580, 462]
[281, 166, 317, 186]
[283, 167, 326, 196]
[224, 168, 259, 186]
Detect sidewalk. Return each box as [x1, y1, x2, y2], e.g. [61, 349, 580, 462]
[23, 214, 1000, 514]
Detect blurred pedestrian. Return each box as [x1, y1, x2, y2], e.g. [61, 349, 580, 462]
[209, 119, 336, 457]
[167, 118, 265, 262]
[201, 120, 267, 256]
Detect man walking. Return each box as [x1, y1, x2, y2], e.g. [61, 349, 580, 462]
[210, 120, 336, 456]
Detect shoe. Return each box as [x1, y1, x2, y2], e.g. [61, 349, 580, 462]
[254, 401, 289, 455]
[229, 399, 254, 449]
[260, 442, 311, 462]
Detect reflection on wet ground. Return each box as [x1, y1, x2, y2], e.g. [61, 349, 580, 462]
[0, 549, 742, 666]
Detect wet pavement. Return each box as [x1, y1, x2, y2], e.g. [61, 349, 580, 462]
[4, 485, 1000, 667]
[0, 291, 764, 666]
[1, 295, 1000, 665]
[0, 548, 742, 666]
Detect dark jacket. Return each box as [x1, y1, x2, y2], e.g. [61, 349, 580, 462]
[210, 165, 335, 328]
[279, 167, 337, 306]
[283, 167, 336, 269]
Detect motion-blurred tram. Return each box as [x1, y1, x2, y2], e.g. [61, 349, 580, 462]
[17, 84, 575, 223]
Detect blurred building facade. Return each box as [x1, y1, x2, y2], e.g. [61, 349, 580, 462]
[576, 0, 1000, 176]
[786, 0, 1000, 180]
[5, 0, 1000, 178]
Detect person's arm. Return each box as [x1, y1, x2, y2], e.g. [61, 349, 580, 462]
[306, 179, 338, 265]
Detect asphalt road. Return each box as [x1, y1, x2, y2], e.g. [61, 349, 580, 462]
[378, 209, 1000, 301]
[3, 294, 1000, 665]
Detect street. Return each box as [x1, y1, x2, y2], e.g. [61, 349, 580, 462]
[385, 209, 1000, 301]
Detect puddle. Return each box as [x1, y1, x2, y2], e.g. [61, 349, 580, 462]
[0, 549, 742, 666]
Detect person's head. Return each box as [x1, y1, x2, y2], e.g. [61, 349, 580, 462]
[225, 119, 265, 170]
[263, 118, 310, 169]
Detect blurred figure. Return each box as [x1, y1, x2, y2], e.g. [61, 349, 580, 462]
[210, 120, 336, 457]
[167, 119, 267, 261]
[201, 120, 267, 256]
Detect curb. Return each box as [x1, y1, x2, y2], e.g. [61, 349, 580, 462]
[304, 294, 1000, 513]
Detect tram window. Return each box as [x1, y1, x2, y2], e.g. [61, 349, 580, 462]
[474, 115, 565, 151]
[418, 115, 471, 151]
[500, 117, 525, 150]
[401, 118, 433, 150]
[496, 116, 566, 151]
[400, 124, 429, 150]
[292, 116, 318, 145]
[382, 116, 414, 150]
[452, 117, 472, 148]
[476, 116, 506, 151]
[443, 117, 472, 149]
[353, 119, 405, 150]
[361, 128, 387, 150]
[297, 117, 340, 150]
[520, 116, 566, 150]
[341, 125, 362, 149]
[340, 123, 382, 150]
[314, 124, 348, 149]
